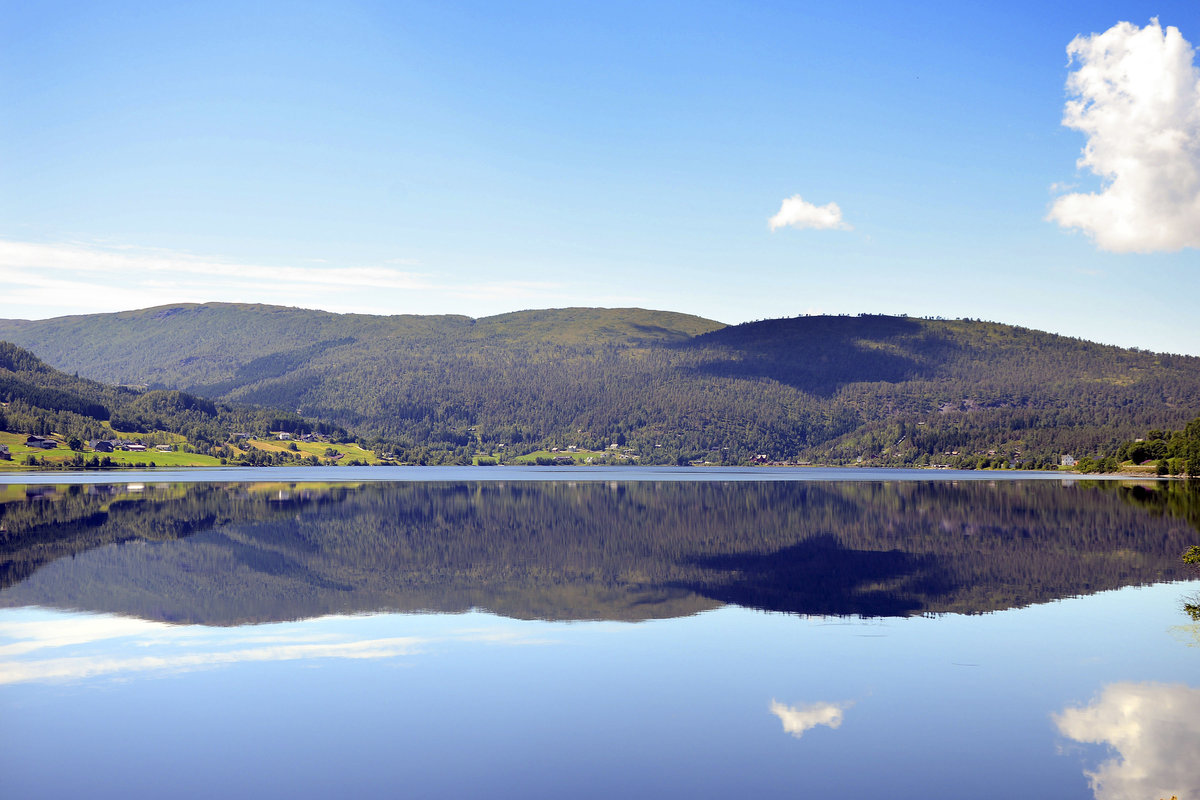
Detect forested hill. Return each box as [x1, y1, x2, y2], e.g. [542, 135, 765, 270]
[0, 341, 331, 455]
[2, 304, 1199, 467]
[0, 303, 723, 388]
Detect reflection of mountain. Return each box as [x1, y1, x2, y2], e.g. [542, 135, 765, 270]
[1055, 682, 1200, 800]
[0, 480, 1195, 625]
[686, 535, 941, 617]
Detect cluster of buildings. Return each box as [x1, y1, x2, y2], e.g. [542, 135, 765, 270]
[88, 439, 174, 453]
[271, 431, 327, 443]
[17, 435, 176, 455]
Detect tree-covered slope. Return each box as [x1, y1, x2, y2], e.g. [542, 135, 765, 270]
[0, 341, 333, 457]
[2, 305, 1199, 466]
[0, 303, 723, 388]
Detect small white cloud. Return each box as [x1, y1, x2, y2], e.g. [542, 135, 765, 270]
[1048, 19, 1200, 253]
[768, 195, 852, 232]
[1054, 682, 1200, 800]
[769, 699, 853, 739]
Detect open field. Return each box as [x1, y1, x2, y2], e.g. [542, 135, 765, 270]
[243, 437, 382, 464]
[505, 449, 611, 464]
[0, 432, 223, 470]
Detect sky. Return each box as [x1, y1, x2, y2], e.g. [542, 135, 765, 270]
[1, 1, 1198, 354]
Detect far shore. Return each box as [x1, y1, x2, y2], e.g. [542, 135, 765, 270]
[0, 463, 1185, 488]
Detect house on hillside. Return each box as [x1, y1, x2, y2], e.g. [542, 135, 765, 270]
[277, 432, 292, 441]
[90, 440, 115, 452]
[125, 442, 147, 452]
[26, 435, 57, 449]
[1061, 455, 1076, 467]
[0, 444, 10, 460]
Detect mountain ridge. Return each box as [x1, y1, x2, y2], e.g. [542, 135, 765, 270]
[2, 304, 1199, 467]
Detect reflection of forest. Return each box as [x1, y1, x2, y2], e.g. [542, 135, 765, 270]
[1, 480, 1196, 624]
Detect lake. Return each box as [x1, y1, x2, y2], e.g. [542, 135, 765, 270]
[1, 469, 1197, 799]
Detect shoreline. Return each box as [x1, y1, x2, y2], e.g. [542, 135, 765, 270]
[0, 463, 1178, 486]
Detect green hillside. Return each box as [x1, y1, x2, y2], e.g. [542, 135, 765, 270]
[0, 303, 722, 388]
[0, 341, 345, 469]
[3, 305, 1199, 467]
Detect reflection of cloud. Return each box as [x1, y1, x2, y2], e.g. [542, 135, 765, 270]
[1054, 682, 1200, 800]
[769, 699, 853, 739]
[0, 638, 422, 684]
[0, 614, 177, 657]
[0, 611, 553, 685]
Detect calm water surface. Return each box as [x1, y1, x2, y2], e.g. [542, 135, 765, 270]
[1, 471, 1197, 799]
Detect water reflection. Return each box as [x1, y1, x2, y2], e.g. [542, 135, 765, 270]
[1, 480, 1196, 624]
[1055, 682, 1200, 800]
[0, 608, 550, 686]
[769, 699, 854, 739]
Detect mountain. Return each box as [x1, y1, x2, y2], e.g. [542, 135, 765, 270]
[0, 303, 722, 388]
[3, 304, 1199, 466]
[0, 341, 337, 464]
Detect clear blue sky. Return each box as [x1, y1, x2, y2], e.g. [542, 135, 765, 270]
[2, 1, 1198, 353]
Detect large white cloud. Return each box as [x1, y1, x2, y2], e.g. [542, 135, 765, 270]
[769, 699, 853, 739]
[1048, 19, 1200, 253]
[1054, 681, 1200, 800]
[768, 195, 852, 231]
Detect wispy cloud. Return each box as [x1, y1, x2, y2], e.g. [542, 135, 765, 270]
[769, 699, 853, 739]
[0, 611, 553, 685]
[0, 637, 424, 684]
[768, 195, 852, 232]
[0, 239, 435, 291]
[1048, 19, 1200, 253]
[0, 238, 608, 319]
